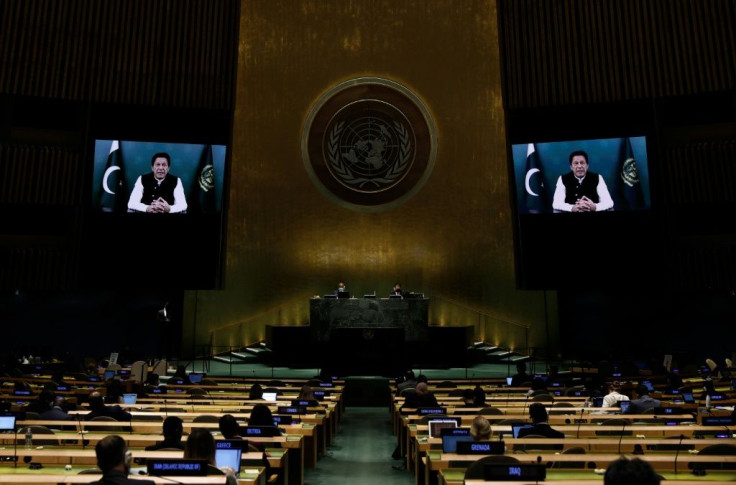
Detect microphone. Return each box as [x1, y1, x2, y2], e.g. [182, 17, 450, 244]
[13, 425, 18, 468]
[521, 395, 530, 419]
[617, 421, 628, 454]
[673, 434, 685, 474]
[575, 407, 585, 439]
[76, 414, 86, 449]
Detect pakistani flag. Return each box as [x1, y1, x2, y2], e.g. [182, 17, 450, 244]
[523, 143, 547, 213]
[618, 137, 644, 209]
[190, 144, 216, 214]
[99, 140, 125, 212]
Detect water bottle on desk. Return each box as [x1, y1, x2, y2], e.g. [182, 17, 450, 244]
[25, 428, 32, 449]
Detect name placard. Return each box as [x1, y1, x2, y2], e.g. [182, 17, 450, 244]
[483, 463, 546, 481]
[456, 440, 505, 455]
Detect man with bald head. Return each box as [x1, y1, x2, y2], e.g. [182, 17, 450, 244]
[85, 391, 132, 422]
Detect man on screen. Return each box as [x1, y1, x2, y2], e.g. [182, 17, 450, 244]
[127, 152, 187, 213]
[552, 150, 613, 212]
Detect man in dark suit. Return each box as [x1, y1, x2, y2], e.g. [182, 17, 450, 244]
[625, 384, 661, 414]
[145, 416, 184, 451]
[518, 403, 564, 439]
[85, 392, 132, 422]
[91, 435, 155, 485]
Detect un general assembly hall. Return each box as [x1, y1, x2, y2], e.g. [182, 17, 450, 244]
[1, 2, 736, 485]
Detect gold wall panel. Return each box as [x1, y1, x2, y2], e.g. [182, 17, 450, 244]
[182, 0, 558, 359]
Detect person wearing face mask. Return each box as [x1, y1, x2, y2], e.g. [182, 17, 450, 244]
[90, 435, 155, 485]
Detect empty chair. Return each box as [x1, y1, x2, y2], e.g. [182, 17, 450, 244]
[549, 401, 576, 415]
[200, 378, 218, 386]
[463, 455, 520, 480]
[726, 358, 734, 369]
[479, 406, 504, 416]
[106, 363, 122, 372]
[188, 387, 208, 395]
[531, 393, 554, 403]
[595, 418, 633, 436]
[447, 388, 465, 397]
[551, 446, 587, 469]
[18, 426, 58, 446]
[192, 414, 220, 431]
[132, 414, 164, 422]
[77, 468, 103, 475]
[436, 381, 457, 388]
[690, 444, 736, 472]
[89, 416, 126, 432]
[513, 434, 561, 452]
[563, 385, 588, 397]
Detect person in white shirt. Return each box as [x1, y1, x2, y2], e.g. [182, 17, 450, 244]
[552, 150, 614, 212]
[602, 380, 630, 408]
[127, 152, 187, 213]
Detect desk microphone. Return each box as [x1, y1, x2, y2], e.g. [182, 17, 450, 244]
[575, 408, 585, 439]
[521, 395, 530, 418]
[76, 414, 86, 449]
[673, 434, 685, 474]
[13, 425, 18, 468]
[616, 421, 628, 454]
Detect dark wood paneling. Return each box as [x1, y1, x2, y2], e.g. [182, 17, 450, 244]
[0, 0, 239, 108]
[498, 0, 736, 108]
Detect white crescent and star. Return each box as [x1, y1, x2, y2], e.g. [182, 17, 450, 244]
[525, 168, 540, 196]
[102, 166, 120, 194]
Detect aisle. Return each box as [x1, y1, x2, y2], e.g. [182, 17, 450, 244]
[304, 407, 414, 485]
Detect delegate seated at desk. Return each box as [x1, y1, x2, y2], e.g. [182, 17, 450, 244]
[92, 435, 155, 485]
[389, 282, 404, 298]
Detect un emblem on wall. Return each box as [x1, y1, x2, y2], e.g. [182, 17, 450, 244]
[302, 78, 437, 211]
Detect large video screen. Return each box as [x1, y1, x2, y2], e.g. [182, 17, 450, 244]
[91, 140, 227, 214]
[511, 137, 650, 214]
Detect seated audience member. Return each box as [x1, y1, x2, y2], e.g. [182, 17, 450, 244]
[248, 403, 281, 435]
[527, 377, 549, 397]
[470, 416, 492, 441]
[143, 373, 161, 394]
[248, 383, 264, 400]
[184, 429, 237, 485]
[625, 384, 661, 414]
[510, 362, 531, 387]
[91, 435, 155, 485]
[518, 403, 564, 440]
[602, 381, 630, 408]
[85, 391, 132, 421]
[104, 379, 125, 404]
[402, 382, 439, 409]
[396, 370, 417, 393]
[473, 384, 487, 406]
[39, 396, 73, 422]
[145, 416, 184, 451]
[219, 414, 244, 440]
[604, 457, 661, 485]
[298, 385, 315, 400]
[27, 390, 55, 415]
[171, 365, 191, 385]
[461, 389, 476, 407]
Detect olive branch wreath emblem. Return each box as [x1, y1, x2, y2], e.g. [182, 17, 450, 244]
[328, 120, 412, 189]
